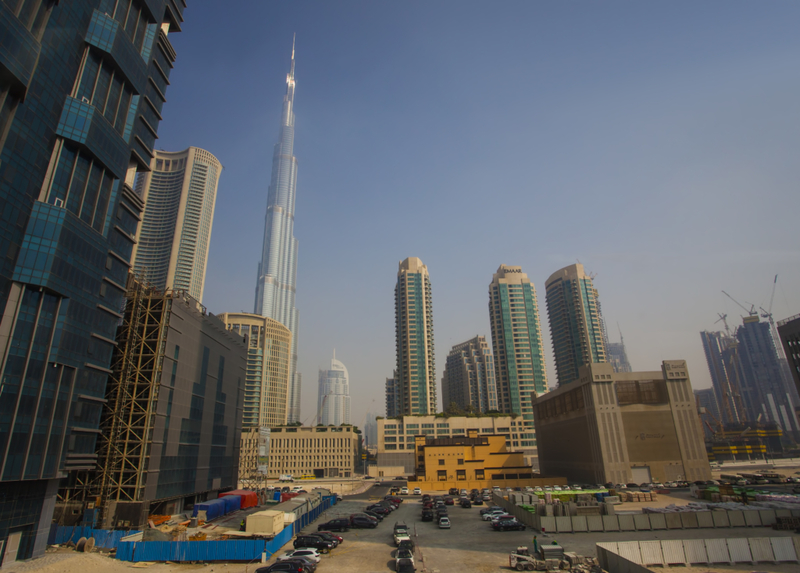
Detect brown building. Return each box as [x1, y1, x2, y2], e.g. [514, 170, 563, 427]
[532, 360, 711, 485]
[267, 425, 360, 479]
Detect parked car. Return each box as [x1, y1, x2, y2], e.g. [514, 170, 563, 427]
[400, 487, 409, 495]
[363, 510, 384, 521]
[460, 499, 471, 508]
[413, 487, 422, 495]
[444, 496, 454, 505]
[480, 506, 504, 515]
[421, 508, 434, 521]
[396, 548, 414, 565]
[396, 558, 415, 573]
[256, 561, 309, 573]
[438, 516, 451, 529]
[472, 497, 483, 505]
[318, 518, 350, 532]
[306, 533, 338, 547]
[449, 488, 459, 495]
[315, 531, 343, 544]
[492, 519, 525, 531]
[277, 549, 321, 564]
[482, 510, 507, 521]
[350, 516, 378, 528]
[293, 535, 334, 553]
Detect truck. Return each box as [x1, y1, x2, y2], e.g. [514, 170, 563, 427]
[508, 546, 600, 572]
[279, 474, 294, 482]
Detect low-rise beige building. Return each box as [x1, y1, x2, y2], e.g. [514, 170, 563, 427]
[374, 414, 533, 476]
[268, 425, 360, 478]
[532, 360, 711, 485]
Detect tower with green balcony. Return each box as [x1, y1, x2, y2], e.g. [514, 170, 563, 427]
[545, 263, 607, 387]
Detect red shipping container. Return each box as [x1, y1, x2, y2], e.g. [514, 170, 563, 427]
[219, 489, 259, 509]
[280, 492, 299, 503]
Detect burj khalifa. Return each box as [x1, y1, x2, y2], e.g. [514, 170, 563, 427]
[255, 38, 301, 422]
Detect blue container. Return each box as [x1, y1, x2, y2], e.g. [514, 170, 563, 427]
[272, 490, 281, 502]
[192, 498, 227, 520]
[221, 495, 241, 514]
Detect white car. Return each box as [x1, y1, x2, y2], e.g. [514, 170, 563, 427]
[571, 485, 582, 490]
[413, 487, 421, 495]
[553, 486, 562, 491]
[438, 516, 451, 529]
[400, 487, 409, 495]
[482, 510, 507, 521]
[534, 486, 543, 492]
[277, 549, 321, 563]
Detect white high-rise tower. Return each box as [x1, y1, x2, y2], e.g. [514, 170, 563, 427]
[255, 38, 302, 422]
[317, 351, 351, 426]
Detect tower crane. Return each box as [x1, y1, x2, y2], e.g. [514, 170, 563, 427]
[722, 290, 757, 317]
[759, 275, 786, 360]
[715, 313, 731, 337]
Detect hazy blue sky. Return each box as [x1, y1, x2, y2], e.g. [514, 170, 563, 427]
[156, 1, 800, 426]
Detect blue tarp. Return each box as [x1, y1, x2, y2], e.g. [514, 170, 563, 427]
[192, 498, 228, 520]
[221, 495, 241, 514]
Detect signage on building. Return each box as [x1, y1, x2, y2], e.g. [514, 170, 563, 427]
[258, 427, 271, 474]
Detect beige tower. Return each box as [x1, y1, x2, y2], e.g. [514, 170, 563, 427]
[132, 147, 222, 302]
[395, 257, 436, 415]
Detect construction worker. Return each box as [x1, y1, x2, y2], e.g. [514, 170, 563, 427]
[240, 519, 245, 531]
[532, 535, 539, 554]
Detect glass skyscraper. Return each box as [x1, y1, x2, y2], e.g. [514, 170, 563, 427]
[395, 257, 436, 415]
[545, 263, 607, 386]
[0, 0, 185, 562]
[254, 40, 301, 423]
[133, 147, 222, 302]
[488, 264, 548, 459]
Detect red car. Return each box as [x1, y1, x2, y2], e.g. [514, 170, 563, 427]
[316, 531, 343, 543]
[443, 496, 454, 505]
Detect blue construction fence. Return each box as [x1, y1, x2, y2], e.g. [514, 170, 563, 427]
[49, 525, 142, 549]
[116, 495, 337, 562]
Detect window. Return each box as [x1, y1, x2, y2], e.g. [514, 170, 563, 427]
[438, 459, 445, 466]
[456, 470, 466, 480]
[437, 470, 447, 481]
[457, 458, 464, 465]
[475, 469, 485, 480]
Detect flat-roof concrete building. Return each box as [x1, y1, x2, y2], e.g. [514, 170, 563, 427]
[268, 425, 360, 479]
[532, 360, 711, 485]
[441, 336, 498, 414]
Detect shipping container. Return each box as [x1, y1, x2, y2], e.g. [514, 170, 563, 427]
[192, 498, 228, 521]
[246, 510, 285, 535]
[220, 489, 259, 509]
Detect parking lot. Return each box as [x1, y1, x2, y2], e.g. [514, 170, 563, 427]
[287, 492, 537, 573]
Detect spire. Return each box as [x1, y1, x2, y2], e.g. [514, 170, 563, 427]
[288, 33, 296, 82]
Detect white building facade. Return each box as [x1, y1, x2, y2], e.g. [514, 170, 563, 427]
[317, 351, 351, 426]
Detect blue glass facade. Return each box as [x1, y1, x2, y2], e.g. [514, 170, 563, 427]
[0, 0, 185, 563]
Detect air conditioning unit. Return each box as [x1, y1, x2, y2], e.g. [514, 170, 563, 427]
[54, 198, 64, 208]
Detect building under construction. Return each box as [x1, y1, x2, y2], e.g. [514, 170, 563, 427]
[57, 275, 247, 529]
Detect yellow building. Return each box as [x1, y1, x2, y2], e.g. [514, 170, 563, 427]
[411, 430, 565, 490]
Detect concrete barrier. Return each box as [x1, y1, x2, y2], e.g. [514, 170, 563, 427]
[649, 513, 666, 530]
[602, 515, 620, 532]
[728, 510, 746, 527]
[705, 539, 730, 564]
[681, 512, 699, 529]
[618, 514, 635, 531]
[588, 515, 603, 532]
[758, 509, 776, 527]
[633, 514, 650, 531]
[539, 516, 555, 534]
[697, 512, 714, 528]
[665, 513, 683, 529]
[555, 516, 572, 533]
[684, 540, 707, 564]
[744, 510, 762, 527]
[749, 537, 775, 563]
[572, 515, 588, 532]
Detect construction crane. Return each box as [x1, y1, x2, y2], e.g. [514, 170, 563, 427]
[715, 313, 731, 337]
[722, 290, 758, 317]
[759, 275, 786, 360]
